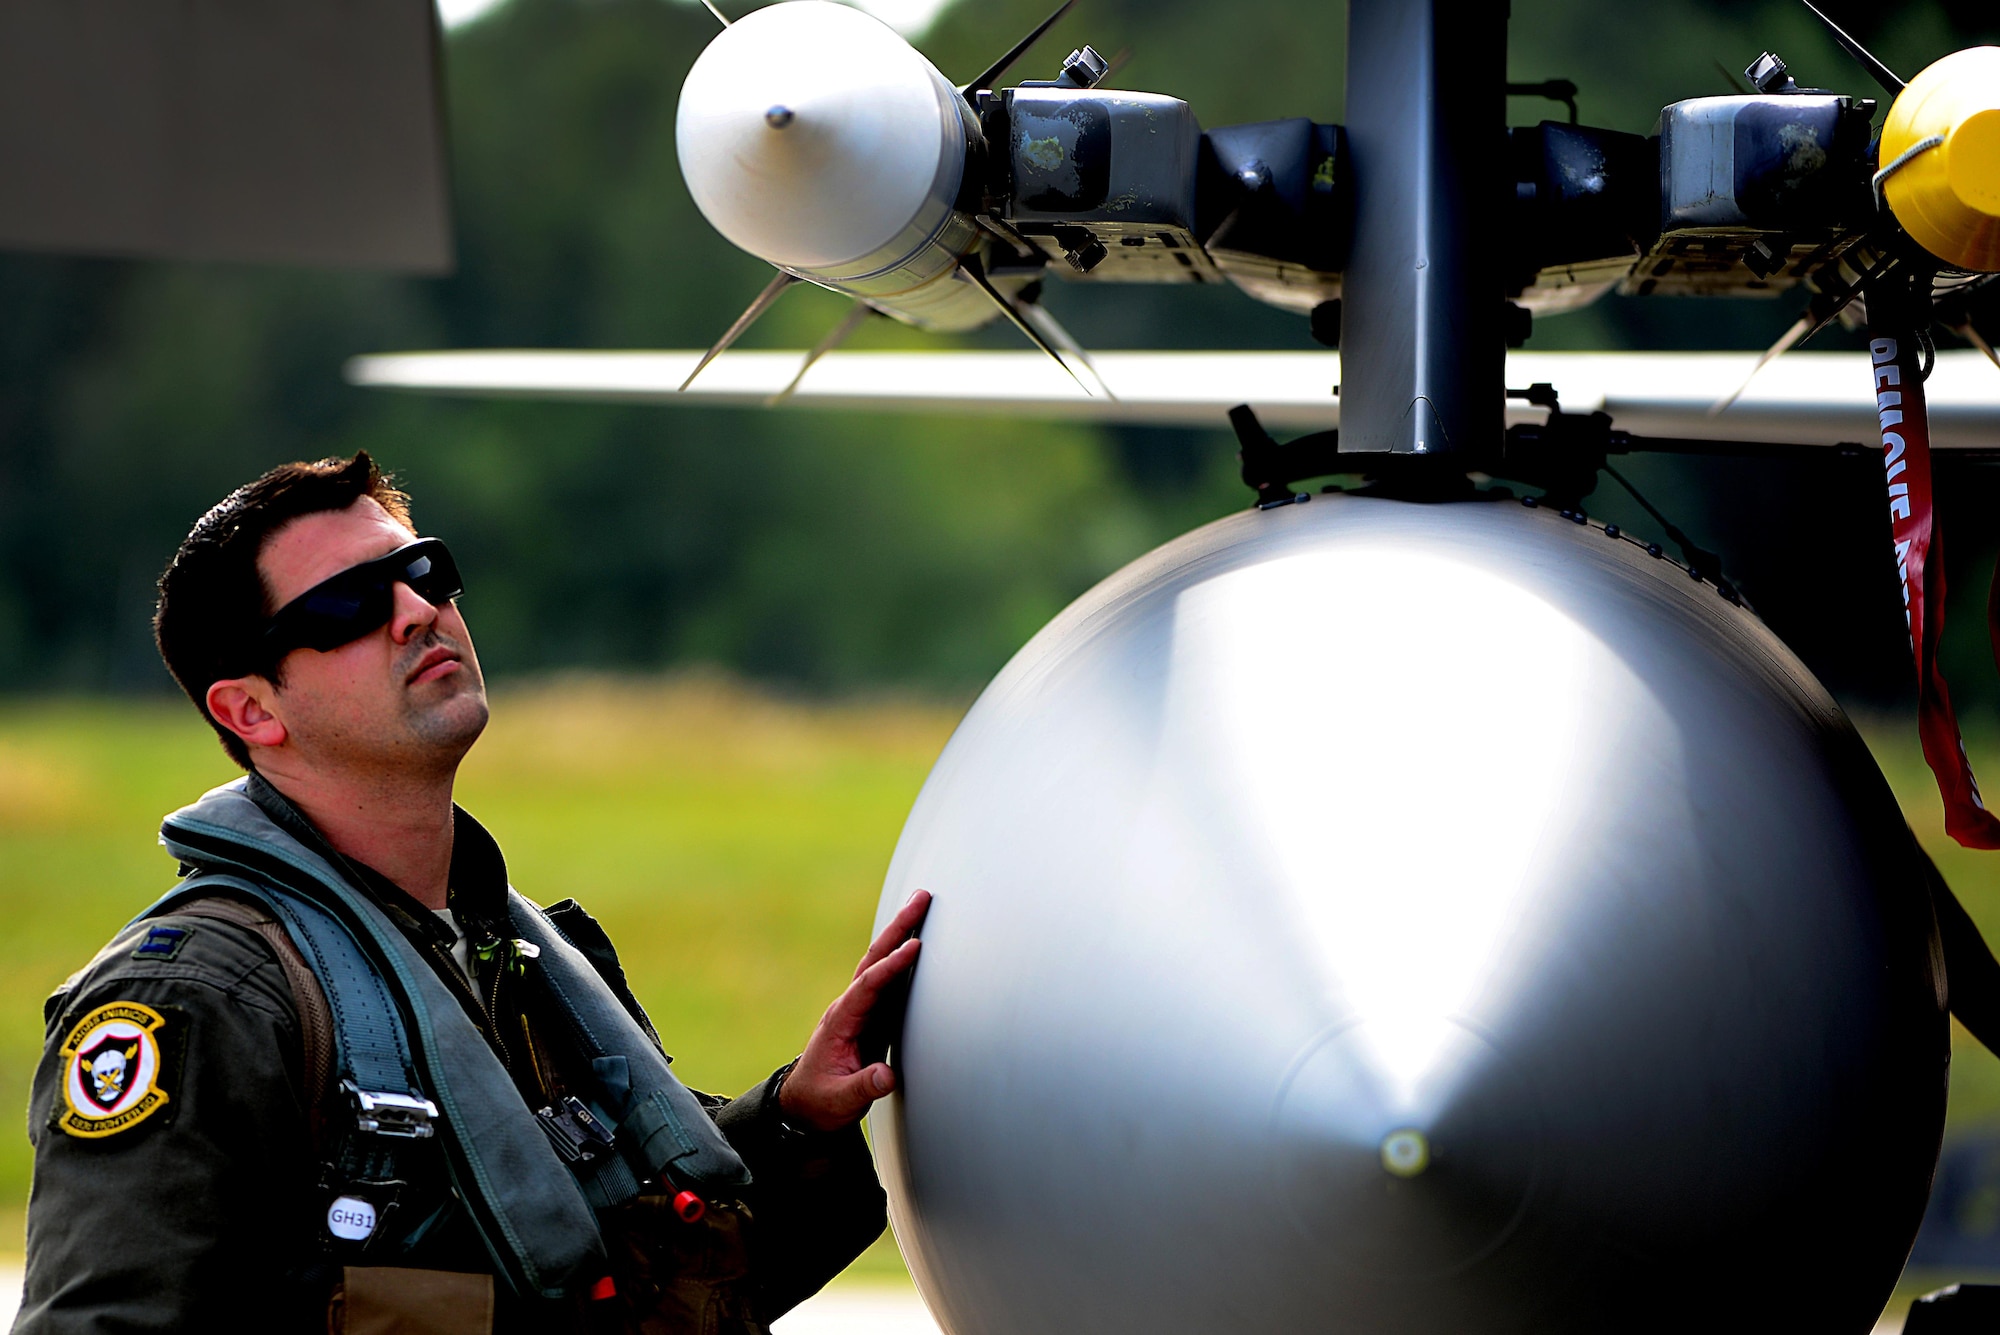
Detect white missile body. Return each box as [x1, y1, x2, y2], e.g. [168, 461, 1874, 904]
[676, 2, 994, 330]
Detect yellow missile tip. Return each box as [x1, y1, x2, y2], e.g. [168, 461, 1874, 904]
[1881, 46, 2000, 272]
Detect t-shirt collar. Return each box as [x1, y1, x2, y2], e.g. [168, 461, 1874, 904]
[241, 770, 512, 943]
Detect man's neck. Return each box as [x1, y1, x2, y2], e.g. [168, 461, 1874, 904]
[252, 761, 457, 909]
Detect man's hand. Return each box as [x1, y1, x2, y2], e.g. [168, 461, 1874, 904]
[779, 890, 932, 1133]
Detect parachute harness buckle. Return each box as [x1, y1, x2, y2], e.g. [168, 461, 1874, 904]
[346, 1082, 441, 1140]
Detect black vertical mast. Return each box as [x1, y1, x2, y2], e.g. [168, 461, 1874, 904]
[1339, 0, 1508, 456]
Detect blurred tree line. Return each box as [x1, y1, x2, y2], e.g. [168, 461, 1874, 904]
[1, 0, 1997, 702]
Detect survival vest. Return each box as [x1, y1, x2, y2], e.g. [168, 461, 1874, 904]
[134, 778, 753, 1303]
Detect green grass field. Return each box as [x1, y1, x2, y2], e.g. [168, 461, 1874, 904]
[6, 680, 2000, 1292]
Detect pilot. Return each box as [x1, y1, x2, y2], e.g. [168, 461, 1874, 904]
[16, 450, 930, 1333]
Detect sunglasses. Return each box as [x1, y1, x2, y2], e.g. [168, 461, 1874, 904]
[261, 538, 464, 662]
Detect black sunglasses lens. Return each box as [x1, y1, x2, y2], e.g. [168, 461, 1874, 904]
[301, 588, 369, 620]
[294, 581, 391, 651]
[402, 546, 460, 603]
[265, 540, 462, 660]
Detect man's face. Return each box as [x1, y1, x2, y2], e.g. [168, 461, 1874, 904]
[254, 497, 489, 775]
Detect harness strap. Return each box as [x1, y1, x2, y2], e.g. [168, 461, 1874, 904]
[513, 897, 753, 1193]
[138, 874, 440, 1152]
[165, 896, 335, 1116]
[574, 1145, 643, 1212]
[156, 802, 609, 1299]
[153, 781, 742, 1299]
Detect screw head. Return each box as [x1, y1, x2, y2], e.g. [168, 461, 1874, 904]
[1745, 51, 1794, 94]
[765, 105, 795, 129]
[1380, 1128, 1431, 1178]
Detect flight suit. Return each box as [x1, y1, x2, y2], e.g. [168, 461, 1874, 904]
[15, 775, 886, 1333]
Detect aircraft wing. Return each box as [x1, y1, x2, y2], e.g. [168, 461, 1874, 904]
[0, 0, 450, 271]
[346, 348, 2000, 449]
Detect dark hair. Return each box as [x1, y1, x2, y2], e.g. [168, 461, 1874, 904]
[154, 451, 414, 769]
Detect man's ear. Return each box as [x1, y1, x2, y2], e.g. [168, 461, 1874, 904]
[206, 678, 288, 753]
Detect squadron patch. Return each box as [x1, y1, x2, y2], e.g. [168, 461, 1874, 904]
[57, 1002, 171, 1139]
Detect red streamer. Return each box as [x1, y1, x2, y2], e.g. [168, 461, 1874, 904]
[1871, 328, 2000, 847]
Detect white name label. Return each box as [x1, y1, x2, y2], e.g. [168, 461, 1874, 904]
[327, 1196, 378, 1241]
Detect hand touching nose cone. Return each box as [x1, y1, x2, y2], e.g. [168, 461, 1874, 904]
[780, 890, 932, 1132]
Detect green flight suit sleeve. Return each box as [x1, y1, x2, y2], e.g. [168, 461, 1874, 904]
[710, 1070, 888, 1321]
[15, 917, 320, 1334]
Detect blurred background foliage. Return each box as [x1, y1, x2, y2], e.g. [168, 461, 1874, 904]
[2, 0, 1998, 704]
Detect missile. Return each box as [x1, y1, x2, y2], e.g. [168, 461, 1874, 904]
[1877, 46, 2000, 273]
[675, 1, 995, 333]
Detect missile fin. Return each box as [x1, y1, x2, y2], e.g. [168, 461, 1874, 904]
[958, 0, 1074, 101]
[1017, 299, 1117, 401]
[1951, 318, 2000, 373]
[958, 255, 1102, 398]
[1709, 313, 1812, 415]
[681, 270, 799, 392]
[770, 301, 878, 405]
[1797, 0, 1904, 94]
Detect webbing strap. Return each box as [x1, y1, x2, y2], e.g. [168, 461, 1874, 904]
[573, 1148, 642, 1212]
[134, 874, 429, 1119]
[157, 789, 608, 1298]
[164, 898, 334, 1116]
[152, 783, 759, 1296]
[512, 896, 752, 1191]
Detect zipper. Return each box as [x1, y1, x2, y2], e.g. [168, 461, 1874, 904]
[472, 933, 556, 1101]
[472, 934, 516, 1071]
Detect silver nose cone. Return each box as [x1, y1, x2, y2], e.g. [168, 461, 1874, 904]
[873, 494, 1946, 1334]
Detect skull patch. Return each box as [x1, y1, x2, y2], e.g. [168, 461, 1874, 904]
[59, 1002, 170, 1139]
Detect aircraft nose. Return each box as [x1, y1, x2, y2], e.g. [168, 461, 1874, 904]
[871, 496, 1945, 1334]
[1269, 1020, 1541, 1280]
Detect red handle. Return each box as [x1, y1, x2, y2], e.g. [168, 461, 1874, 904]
[672, 1190, 706, 1224]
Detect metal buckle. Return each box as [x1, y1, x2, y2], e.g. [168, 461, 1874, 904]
[345, 1082, 440, 1139]
[536, 1096, 617, 1164]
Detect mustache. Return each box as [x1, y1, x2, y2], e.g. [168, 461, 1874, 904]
[397, 627, 466, 678]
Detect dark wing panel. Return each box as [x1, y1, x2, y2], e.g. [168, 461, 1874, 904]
[0, 0, 452, 272]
